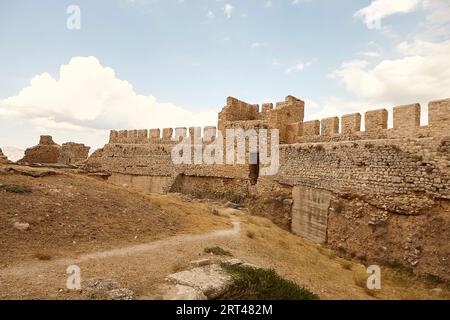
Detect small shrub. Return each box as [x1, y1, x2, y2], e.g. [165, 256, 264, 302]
[353, 273, 378, 296]
[333, 201, 344, 214]
[353, 273, 367, 288]
[231, 194, 244, 205]
[339, 260, 353, 270]
[220, 263, 319, 300]
[171, 260, 188, 272]
[314, 144, 325, 152]
[204, 246, 232, 256]
[318, 245, 337, 259]
[0, 184, 32, 194]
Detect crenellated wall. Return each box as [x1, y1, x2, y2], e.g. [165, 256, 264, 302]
[288, 98, 450, 143]
[86, 95, 450, 282]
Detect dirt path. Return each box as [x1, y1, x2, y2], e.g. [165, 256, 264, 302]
[1, 212, 446, 300]
[0, 219, 243, 299]
[0, 221, 240, 279]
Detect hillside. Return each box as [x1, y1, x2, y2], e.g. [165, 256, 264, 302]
[0, 164, 448, 300]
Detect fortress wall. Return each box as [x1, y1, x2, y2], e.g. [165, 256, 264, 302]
[58, 142, 90, 165]
[321, 117, 339, 136]
[429, 98, 450, 126]
[273, 137, 449, 281]
[393, 103, 420, 131]
[89, 95, 450, 281]
[303, 120, 320, 137]
[295, 99, 450, 143]
[341, 113, 361, 135]
[276, 137, 449, 201]
[19, 135, 61, 164]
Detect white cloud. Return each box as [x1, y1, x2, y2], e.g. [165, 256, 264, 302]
[251, 42, 267, 49]
[360, 50, 382, 58]
[207, 10, 215, 19]
[0, 56, 216, 149]
[285, 60, 314, 74]
[331, 39, 450, 106]
[223, 4, 233, 19]
[355, 0, 421, 29]
[305, 97, 361, 121]
[419, 0, 450, 41]
[286, 63, 305, 74]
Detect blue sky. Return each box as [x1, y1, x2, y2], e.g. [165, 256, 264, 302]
[0, 0, 449, 152]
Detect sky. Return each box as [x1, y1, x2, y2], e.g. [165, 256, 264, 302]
[0, 0, 449, 152]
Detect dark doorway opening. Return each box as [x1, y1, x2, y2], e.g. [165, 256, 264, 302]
[249, 152, 260, 185]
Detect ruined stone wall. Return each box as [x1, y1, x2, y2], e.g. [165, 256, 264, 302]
[20, 135, 61, 164]
[20, 135, 91, 165]
[87, 95, 450, 281]
[58, 142, 90, 165]
[218, 95, 304, 143]
[0, 148, 9, 164]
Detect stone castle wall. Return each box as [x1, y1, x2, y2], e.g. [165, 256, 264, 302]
[86, 95, 450, 282]
[58, 142, 90, 165]
[19, 136, 90, 165]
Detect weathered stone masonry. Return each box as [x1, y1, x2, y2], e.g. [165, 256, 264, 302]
[87, 96, 450, 282]
[19, 136, 90, 165]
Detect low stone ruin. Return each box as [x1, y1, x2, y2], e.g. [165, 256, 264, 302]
[19, 135, 90, 165]
[58, 142, 90, 165]
[0, 148, 9, 164]
[19, 135, 61, 164]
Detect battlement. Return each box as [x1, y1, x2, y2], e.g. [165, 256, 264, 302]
[108, 96, 449, 146]
[109, 126, 220, 144]
[218, 95, 305, 143]
[293, 98, 450, 144]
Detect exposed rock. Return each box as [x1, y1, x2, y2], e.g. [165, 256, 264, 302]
[13, 222, 30, 231]
[83, 278, 134, 300]
[282, 199, 293, 209]
[162, 284, 207, 300]
[4, 166, 57, 178]
[224, 258, 243, 265]
[166, 264, 232, 299]
[190, 258, 212, 267]
[107, 288, 134, 300]
[224, 201, 239, 209]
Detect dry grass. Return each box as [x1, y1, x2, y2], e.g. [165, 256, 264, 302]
[240, 213, 450, 300]
[204, 246, 232, 256]
[171, 260, 189, 273]
[339, 259, 353, 270]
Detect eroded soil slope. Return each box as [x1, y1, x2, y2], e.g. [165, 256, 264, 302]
[0, 165, 229, 266]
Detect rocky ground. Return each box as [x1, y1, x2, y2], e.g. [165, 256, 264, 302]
[0, 164, 449, 300]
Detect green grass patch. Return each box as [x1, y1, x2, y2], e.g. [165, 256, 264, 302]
[0, 184, 32, 193]
[204, 246, 233, 256]
[220, 263, 319, 300]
